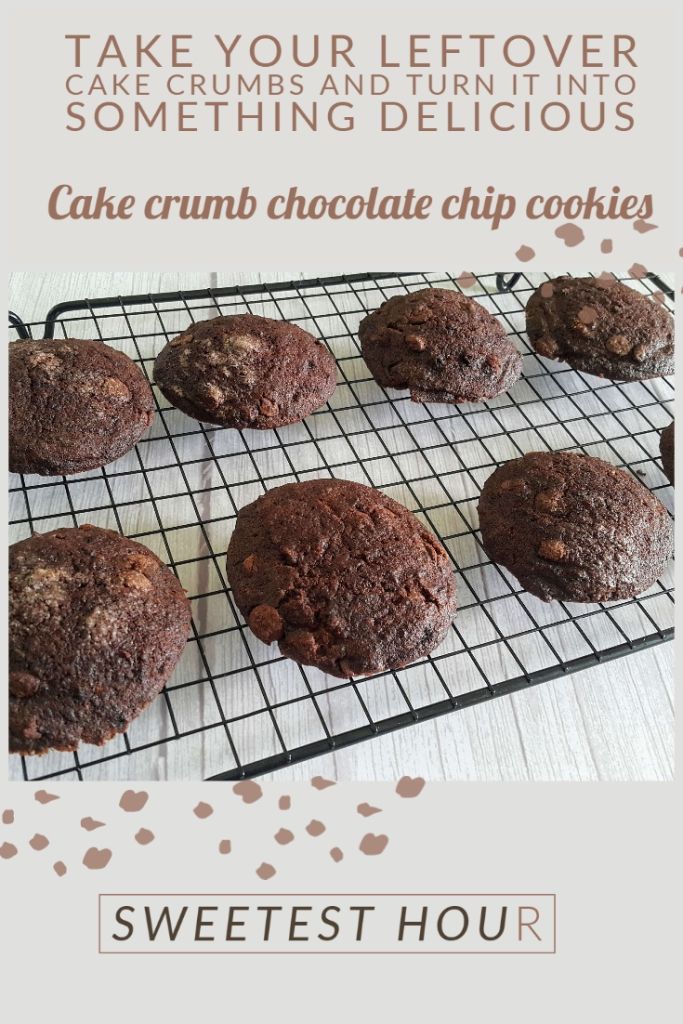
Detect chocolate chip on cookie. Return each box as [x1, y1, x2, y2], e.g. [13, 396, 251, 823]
[153, 313, 336, 428]
[359, 287, 522, 404]
[478, 450, 673, 602]
[226, 478, 457, 677]
[9, 338, 154, 476]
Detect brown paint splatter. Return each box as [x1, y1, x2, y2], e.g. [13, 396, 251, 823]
[311, 777, 335, 790]
[29, 833, 49, 851]
[360, 833, 389, 856]
[396, 776, 426, 798]
[275, 828, 294, 845]
[555, 224, 585, 247]
[218, 840, 232, 855]
[601, 239, 613, 254]
[233, 781, 263, 804]
[0, 842, 18, 859]
[357, 803, 382, 817]
[629, 263, 648, 279]
[306, 820, 326, 837]
[330, 847, 344, 863]
[53, 861, 67, 877]
[578, 306, 598, 325]
[119, 790, 148, 812]
[278, 796, 291, 811]
[81, 817, 105, 831]
[83, 847, 112, 870]
[540, 282, 554, 299]
[634, 220, 657, 234]
[34, 790, 59, 805]
[2, 810, 14, 825]
[515, 245, 535, 263]
[135, 828, 155, 845]
[256, 862, 276, 880]
[193, 802, 213, 819]
[456, 272, 477, 290]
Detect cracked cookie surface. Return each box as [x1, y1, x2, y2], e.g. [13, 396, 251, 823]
[153, 313, 336, 428]
[478, 451, 673, 603]
[9, 338, 154, 476]
[226, 478, 457, 677]
[358, 287, 522, 404]
[525, 276, 674, 381]
[9, 525, 191, 755]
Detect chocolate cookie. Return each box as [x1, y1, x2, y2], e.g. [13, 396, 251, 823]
[660, 421, 674, 484]
[358, 287, 522, 404]
[9, 525, 191, 755]
[526, 276, 674, 381]
[226, 478, 457, 678]
[9, 338, 154, 476]
[153, 313, 336, 428]
[478, 451, 673, 603]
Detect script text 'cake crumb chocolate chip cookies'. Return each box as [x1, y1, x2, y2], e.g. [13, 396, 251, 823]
[660, 421, 674, 484]
[359, 287, 522, 404]
[9, 525, 192, 756]
[478, 451, 673, 604]
[154, 312, 337, 428]
[9, 338, 155, 476]
[227, 478, 457, 678]
[525, 276, 674, 381]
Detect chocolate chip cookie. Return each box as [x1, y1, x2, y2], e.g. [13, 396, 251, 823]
[660, 421, 674, 484]
[153, 313, 336, 428]
[358, 287, 522, 404]
[526, 276, 674, 381]
[478, 451, 673, 603]
[9, 525, 191, 755]
[226, 478, 457, 678]
[9, 338, 155, 476]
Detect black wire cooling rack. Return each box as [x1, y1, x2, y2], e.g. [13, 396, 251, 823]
[8, 271, 675, 782]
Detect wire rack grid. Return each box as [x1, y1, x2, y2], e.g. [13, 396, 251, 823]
[7, 271, 675, 782]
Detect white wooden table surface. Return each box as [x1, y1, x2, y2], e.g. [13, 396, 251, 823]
[7, 271, 674, 782]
